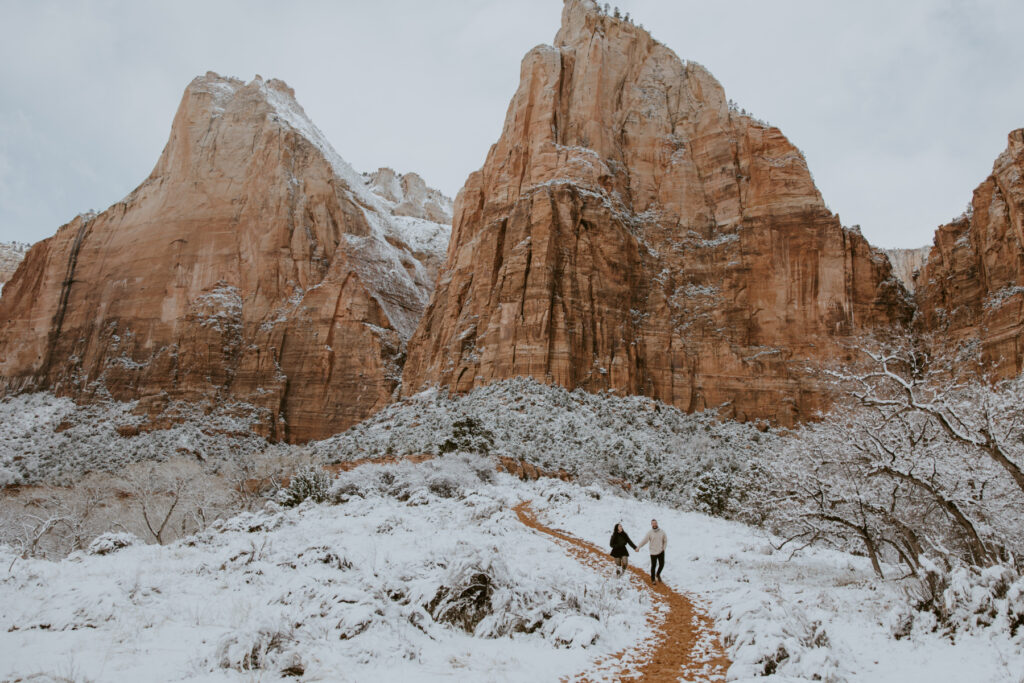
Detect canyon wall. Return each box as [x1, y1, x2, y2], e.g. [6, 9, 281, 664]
[915, 129, 1024, 376]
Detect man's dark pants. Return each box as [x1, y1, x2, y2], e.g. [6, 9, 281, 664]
[650, 552, 665, 581]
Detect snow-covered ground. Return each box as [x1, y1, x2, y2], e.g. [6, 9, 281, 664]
[0, 457, 654, 682]
[2, 455, 1018, 682]
[531, 477, 1024, 682]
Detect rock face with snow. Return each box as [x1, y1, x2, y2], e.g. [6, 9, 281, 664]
[0, 242, 29, 297]
[883, 246, 930, 293]
[0, 73, 451, 442]
[365, 167, 454, 282]
[402, 0, 910, 425]
[915, 129, 1024, 376]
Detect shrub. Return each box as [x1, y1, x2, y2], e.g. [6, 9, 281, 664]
[278, 467, 330, 507]
[215, 625, 297, 672]
[438, 417, 494, 455]
[87, 531, 140, 556]
[900, 558, 1024, 641]
[691, 468, 734, 516]
[428, 571, 494, 633]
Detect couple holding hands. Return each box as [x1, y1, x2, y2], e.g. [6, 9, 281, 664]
[610, 519, 667, 584]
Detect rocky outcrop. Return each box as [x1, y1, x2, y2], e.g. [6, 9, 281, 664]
[884, 246, 930, 292]
[0, 73, 451, 442]
[365, 168, 453, 281]
[402, 0, 911, 425]
[915, 129, 1024, 376]
[0, 242, 29, 296]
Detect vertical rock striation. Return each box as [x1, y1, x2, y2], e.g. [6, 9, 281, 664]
[402, 0, 911, 424]
[0, 73, 451, 442]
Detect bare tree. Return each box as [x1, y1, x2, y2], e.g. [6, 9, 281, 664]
[772, 336, 1024, 575]
[835, 343, 1024, 496]
[122, 462, 200, 545]
[3, 485, 106, 562]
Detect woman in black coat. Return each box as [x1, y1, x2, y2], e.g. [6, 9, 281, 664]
[609, 523, 637, 576]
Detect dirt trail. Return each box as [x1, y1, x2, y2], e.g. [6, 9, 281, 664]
[514, 502, 730, 682]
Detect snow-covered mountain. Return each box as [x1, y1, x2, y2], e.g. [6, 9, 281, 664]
[0, 73, 453, 442]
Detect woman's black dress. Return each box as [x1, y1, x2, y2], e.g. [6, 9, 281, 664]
[610, 530, 637, 558]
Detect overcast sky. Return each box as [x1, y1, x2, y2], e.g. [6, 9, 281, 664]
[1, 0, 1021, 249]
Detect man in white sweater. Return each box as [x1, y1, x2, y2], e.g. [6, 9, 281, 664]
[636, 519, 668, 584]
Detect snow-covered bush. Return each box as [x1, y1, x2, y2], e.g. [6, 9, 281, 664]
[896, 559, 1024, 643]
[208, 509, 284, 534]
[691, 468, 734, 516]
[716, 588, 847, 681]
[86, 531, 139, 556]
[214, 624, 302, 674]
[0, 464, 20, 488]
[438, 416, 494, 455]
[427, 556, 500, 634]
[277, 466, 330, 507]
[327, 454, 492, 504]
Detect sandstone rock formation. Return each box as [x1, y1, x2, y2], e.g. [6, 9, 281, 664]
[884, 246, 930, 293]
[402, 0, 911, 424]
[365, 168, 453, 281]
[915, 129, 1024, 376]
[0, 73, 451, 442]
[0, 242, 29, 296]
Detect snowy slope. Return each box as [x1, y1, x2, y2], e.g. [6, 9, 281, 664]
[0, 457, 654, 682]
[0, 378, 770, 497]
[531, 478, 1024, 682]
[2, 456, 1018, 682]
[303, 378, 776, 519]
[0, 392, 283, 486]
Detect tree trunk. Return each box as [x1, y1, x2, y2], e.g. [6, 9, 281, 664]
[872, 467, 990, 565]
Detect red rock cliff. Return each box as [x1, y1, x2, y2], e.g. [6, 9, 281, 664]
[915, 129, 1024, 375]
[0, 73, 451, 442]
[402, 0, 911, 424]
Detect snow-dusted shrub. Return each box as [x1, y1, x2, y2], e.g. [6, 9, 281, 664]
[549, 615, 600, 648]
[427, 564, 495, 633]
[210, 509, 284, 534]
[327, 454, 493, 504]
[214, 625, 300, 674]
[277, 466, 330, 507]
[427, 473, 462, 499]
[438, 416, 494, 454]
[423, 547, 616, 644]
[690, 468, 733, 516]
[716, 588, 847, 681]
[86, 531, 139, 556]
[897, 558, 1024, 642]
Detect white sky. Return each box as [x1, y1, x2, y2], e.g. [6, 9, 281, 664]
[1, 0, 1021, 249]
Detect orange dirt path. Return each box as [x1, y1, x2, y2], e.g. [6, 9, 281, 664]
[514, 502, 730, 682]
